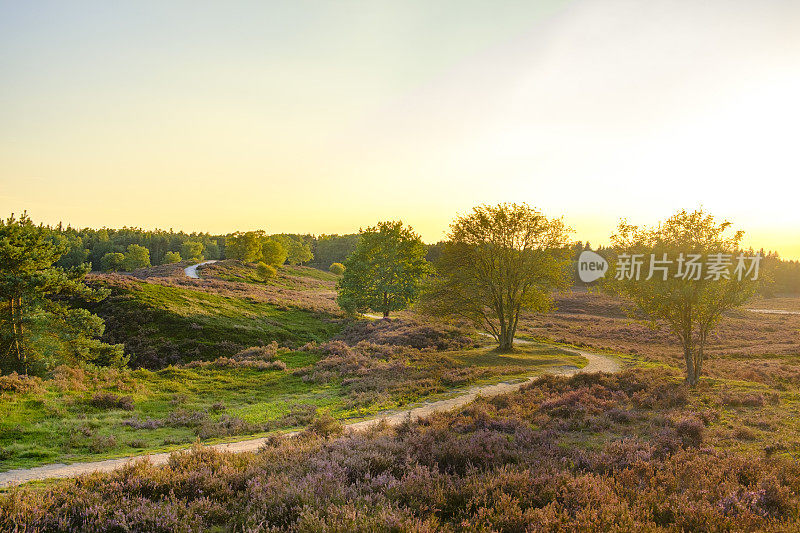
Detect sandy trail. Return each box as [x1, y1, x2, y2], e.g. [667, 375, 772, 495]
[746, 308, 800, 315]
[0, 335, 619, 488]
[183, 260, 218, 279]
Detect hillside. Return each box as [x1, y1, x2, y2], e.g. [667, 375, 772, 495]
[83, 261, 343, 368]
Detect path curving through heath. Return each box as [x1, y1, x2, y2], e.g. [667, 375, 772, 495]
[183, 260, 218, 279]
[0, 315, 621, 488]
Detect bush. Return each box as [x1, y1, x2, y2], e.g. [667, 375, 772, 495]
[305, 413, 343, 438]
[329, 262, 345, 275]
[123, 244, 151, 270]
[334, 318, 473, 351]
[163, 251, 182, 264]
[89, 392, 134, 411]
[256, 262, 277, 281]
[100, 252, 126, 272]
[675, 416, 704, 447]
[0, 372, 43, 394]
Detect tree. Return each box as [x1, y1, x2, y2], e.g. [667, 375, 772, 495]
[273, 234, 313, 265]
[123, 244, 151, 271]
[337, 221, 430, 318]
[329, 262, 345, 275]
[163, 251, 182, 264]
[0, 213, 125, 375]
[225, 231, 263, 263]
[603, 209, 760, 387]
[261, 239, 287, 267]
[101, 252, 126, 272]
[312, 234, 359, 269]
[204, 239, 220, 260]
[256, 262, 277, 280]
[419, 204, 570, 351]
[180, 241, 204, 262]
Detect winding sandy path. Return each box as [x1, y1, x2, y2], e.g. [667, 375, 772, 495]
[0, 338, 619, 488]
[183, 260, 218, 279]
[746, 308, 800, 315]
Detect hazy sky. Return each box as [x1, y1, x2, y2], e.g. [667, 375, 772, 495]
[2, 1, 799, 258]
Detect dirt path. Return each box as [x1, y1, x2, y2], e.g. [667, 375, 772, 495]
[183, 260, 218, 279]
[746, 308, 800, 315]
[0, 339, 619, 488]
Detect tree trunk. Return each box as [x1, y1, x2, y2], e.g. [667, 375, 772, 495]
[10, 296, 26, 375]
[382, 292, 389, 318]
[498, 325, 515, 352]
[683, 343, 698, 387]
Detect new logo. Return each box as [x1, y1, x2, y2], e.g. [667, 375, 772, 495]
[577, 250, 609, 283]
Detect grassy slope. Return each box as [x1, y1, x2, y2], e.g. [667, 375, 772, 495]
[198, 260, 339, 288]
[86, 263, 343, 367]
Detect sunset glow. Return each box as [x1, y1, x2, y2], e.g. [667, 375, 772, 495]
[2, 1, 798, 257]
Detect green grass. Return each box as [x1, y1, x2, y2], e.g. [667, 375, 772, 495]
[198, 260, 338, 289]
[91, 280, 342, 365]
[0, 341, 583, 471]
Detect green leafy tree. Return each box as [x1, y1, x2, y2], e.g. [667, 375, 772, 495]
[419, 204, 570, 351]
[123, 244, 151, 271]
[256, 262, 277, 280]
[603, 209, 760, 386]
[329, 262, 345, 275]
[313, 234, 359, 268]
[101, 252, 126, 272]
[337, 221, 430, 318]
[163, 251, 182, 264]
[180, 241, 204, 262]
[55, 233, 89, 270]
[225, 231, 263, 263]
[273, 235, 313, 265]
[0, 213, 126, 375]
[203, 239, 221, 260]
[261, 239, 287, 267]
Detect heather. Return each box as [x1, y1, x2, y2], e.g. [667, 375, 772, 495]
[3, 369, 798, 532]
[0, 326, 582, 471]
[518, 290, 800, 385]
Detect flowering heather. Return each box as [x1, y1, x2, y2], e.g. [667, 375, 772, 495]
[519, 290, 800, 385]
[3, 369, 798, 531]
[334, 318, 476, 351]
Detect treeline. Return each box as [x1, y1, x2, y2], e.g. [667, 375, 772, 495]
[44, 223, 365, 272]
[762, 252, 800, 296]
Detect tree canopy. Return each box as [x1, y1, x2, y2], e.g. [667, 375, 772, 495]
[336, 221, 430, 318]
[420, 203, 571, 351]
[603, 209, 760, 386]
[180, 241, 204, 262]
[123, 244, 151, 271]
[0, 213, 125, 375]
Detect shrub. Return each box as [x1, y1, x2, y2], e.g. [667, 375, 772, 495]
[163, 251, 182, 263]
[0, 372, 43, 394]
[256, 262, 277, 281]
[674, 416, 704, 447]
[88, 434, 117, 453]
[89, 392, 134, 411]
[334, 318, 473, 351]
[196, 415, 260, 439]
[100, 252, 126, 272]
[122, 416, 164, 430]
[305, 413, 343, 438]
[123, 244, 151, 270]
[329, 262, 345, 275]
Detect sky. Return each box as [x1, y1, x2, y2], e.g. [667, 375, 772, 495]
[1, 0, 799, 258]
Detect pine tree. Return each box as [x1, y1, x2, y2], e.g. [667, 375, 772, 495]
[0, 213, 125, 375]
